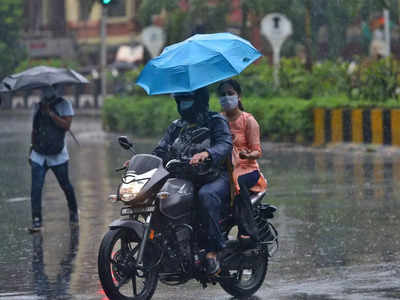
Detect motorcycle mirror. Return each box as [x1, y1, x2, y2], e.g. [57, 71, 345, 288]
[118, 136, 133, 150]
[191, 127, 210, 144]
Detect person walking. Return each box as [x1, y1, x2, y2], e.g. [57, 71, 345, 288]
[217, 79, 267, 249]
[29, 85, 79, 233]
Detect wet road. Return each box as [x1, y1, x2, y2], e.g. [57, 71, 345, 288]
[0, 111, 399, 300]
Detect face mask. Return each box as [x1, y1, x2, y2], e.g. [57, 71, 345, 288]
[177, 99, 197, 122]
[219, 95, 239, 111]
[179, 100, 194, 111]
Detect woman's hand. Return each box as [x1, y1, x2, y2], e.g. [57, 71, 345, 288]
[239, 150, 261, 160]
[239, 150, 249, 159]
[190, 151, 210, 165]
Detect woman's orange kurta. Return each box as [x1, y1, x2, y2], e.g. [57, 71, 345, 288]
[226, 111, 267, 194]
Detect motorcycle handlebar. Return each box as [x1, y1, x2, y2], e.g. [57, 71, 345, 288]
[165, 157, 211, 171]
[115, 166, 127, 172]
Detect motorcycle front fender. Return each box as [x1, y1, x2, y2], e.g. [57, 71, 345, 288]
[108, 219, 146, 238]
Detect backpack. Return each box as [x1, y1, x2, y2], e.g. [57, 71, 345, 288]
[32, 98, 66, 155]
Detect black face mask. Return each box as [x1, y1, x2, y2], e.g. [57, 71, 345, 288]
[175, 87, 210, 123]
[177, 98, 197, 123]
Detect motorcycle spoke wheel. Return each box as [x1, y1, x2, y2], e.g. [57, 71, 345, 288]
[98, 228, 158, 300]
[110, 239, 146, 296]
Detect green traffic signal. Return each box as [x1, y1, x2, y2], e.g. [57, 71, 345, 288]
[102, 0, 112, 4]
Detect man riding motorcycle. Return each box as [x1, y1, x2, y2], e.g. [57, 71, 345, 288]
[152, 87, 232, 276]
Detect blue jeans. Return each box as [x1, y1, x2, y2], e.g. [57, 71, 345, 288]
[31, 161, 78, 223]
[198, 171, 230, 252]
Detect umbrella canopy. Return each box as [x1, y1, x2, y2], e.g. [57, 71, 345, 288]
[0, 82, 9, 93]
[136, 32, 262, 95]
[0, 66, 89, 92]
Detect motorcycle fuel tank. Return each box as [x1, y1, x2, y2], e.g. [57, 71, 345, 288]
[159, 178, 194, 220]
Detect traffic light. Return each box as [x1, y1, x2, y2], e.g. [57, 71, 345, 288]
[100, 0, 113, 5]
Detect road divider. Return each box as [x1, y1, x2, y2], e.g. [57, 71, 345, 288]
[314, 108, 400, 146]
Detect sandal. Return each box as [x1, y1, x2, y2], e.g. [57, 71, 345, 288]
[205, 256, 221, 276]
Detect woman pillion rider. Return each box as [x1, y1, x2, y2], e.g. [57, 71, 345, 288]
[152, 87, 232, 276]
[218, 79, 268, 249]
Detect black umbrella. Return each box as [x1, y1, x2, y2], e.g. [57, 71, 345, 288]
[0, 66, 89, 92]
[0, 82, 9, 93]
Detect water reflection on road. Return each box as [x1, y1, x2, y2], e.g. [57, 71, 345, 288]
[0, 112, 399, 299]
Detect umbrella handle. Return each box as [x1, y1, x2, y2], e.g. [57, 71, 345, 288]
[68, 130, 80, 147]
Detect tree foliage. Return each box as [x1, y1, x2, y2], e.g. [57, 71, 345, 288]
[137, 0, 399, 62]
[138, 0, 230, 44]
[0, 0, 25, 79]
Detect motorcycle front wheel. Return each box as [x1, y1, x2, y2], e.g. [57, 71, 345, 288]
[98, 228, 159, 300]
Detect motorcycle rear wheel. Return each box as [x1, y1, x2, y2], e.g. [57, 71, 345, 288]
[98, 228, 159, 300]
[219, 225, 268, 298]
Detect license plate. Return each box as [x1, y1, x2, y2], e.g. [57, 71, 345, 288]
[121, 206, 155, 216]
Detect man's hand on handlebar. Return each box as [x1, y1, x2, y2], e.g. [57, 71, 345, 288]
[190, 151, 210, 165]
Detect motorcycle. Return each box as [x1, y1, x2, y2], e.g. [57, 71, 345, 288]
[98, 135, 278, 300]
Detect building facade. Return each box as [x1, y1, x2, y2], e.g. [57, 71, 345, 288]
[22, 0, 141, 65]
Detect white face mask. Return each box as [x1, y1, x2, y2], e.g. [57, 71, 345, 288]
[219, 95, 239, 111]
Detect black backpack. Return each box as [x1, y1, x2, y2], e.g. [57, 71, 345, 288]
[32, 98, 66, 155]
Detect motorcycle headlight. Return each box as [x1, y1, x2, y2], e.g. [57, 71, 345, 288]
[119, 179, 149, 203]
[118, 169, 157, 203]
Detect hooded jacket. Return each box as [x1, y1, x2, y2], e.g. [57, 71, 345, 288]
[152, 87, 232, 173]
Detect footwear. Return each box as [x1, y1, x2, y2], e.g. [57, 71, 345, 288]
[28, 217, 42, 233]
[69, 210, 79, 225]
[205, 255, 221, 276]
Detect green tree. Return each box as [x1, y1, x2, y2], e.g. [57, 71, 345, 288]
[138, 0, 229, 44]
[138, 0, 400, 63]
[0, 0, 25, 79]
[138, 0, 180, 27]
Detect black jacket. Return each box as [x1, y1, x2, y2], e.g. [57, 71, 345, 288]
[152, 112, 232, 170]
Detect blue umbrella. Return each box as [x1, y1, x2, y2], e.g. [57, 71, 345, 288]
[136, 32, 262, 95]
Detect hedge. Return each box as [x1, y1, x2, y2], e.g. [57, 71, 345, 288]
[102, 95, 314, 142]
[102, 94, 400, 143]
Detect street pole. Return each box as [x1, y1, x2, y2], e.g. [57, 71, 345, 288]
[273, 46, 281, 88]
[384, 9, 391, 57]
[304, 0, 313, 72]
[100, 5, 107, 103]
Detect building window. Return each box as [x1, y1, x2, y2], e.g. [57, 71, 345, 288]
[108, 0, 127, 18]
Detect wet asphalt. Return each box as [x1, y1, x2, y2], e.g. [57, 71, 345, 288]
[0, 111, 399, 300]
